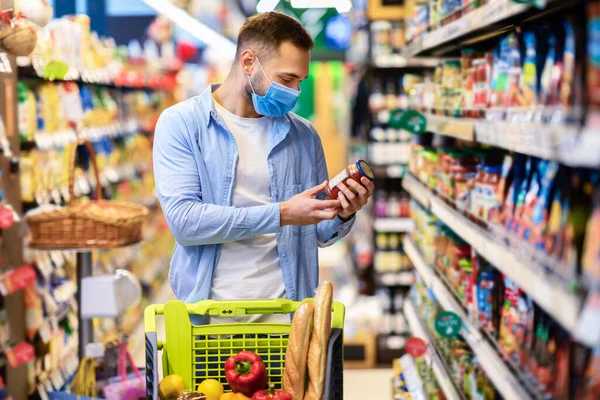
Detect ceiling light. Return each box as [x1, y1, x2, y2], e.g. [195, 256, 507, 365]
[256, 0, 281, 12]
[138, 0, 236, 61]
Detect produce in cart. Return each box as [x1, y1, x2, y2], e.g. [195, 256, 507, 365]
[252, 384, 292, 400]
[159, 375, 186, 400]
[225, 351, 269, 397]
[197, 379, 225, 400]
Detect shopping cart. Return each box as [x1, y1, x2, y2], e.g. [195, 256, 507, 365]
[144, 298, 345, 400]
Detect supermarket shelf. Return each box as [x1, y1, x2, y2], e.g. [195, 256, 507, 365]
[18, 64, 167, 91]
[372, 164, 406, 179]
[374, 218, 414, 232]
[372, 55, 440, 69]
[423, 113, 600, 167]
[24, 120, 143, 152]
[377, 270, 415, 287]
[404, 238, 536, 400]
[403, 299, 465, 400]
[402, 0, 531, 57]
[403, 173, 585, 339]
[426, 114, 475, 141]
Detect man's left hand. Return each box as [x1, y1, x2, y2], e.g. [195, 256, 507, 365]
[336, 176, 375, 220]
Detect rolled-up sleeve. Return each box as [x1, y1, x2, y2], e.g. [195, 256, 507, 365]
[153, 109, 280, 247]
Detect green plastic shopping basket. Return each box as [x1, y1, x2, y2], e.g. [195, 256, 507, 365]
[144, 298, 345, 400]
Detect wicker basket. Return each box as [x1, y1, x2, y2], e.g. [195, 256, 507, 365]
[26, 140, 149, 250]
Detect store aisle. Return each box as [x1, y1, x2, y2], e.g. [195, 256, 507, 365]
[344, 369, 393, 400]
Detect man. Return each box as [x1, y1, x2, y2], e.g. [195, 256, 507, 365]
[153, 12, 374, 323]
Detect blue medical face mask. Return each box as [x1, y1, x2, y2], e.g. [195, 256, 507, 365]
[248, 57, 300, 117]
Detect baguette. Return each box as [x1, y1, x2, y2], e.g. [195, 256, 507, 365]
[283, 302, 314, 400]
[305, 281, 333, 400]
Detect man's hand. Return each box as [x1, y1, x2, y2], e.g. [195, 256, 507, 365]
[336, 177, 375, 220]
[280, 181, 341, 226]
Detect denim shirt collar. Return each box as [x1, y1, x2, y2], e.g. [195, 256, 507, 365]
[199, 83, 291, 151]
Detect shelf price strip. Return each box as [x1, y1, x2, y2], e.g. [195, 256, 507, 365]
[403, 237, 534, 400]
[402, 174, 585, 341]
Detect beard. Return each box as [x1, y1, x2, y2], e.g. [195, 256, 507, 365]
[244, 70, 268, 102]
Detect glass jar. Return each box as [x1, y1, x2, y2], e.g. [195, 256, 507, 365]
[325, 160, 375, 200]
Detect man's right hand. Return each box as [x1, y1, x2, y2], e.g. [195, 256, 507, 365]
[280, 181, 341, 226]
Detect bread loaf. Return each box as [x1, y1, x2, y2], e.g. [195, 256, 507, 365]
[305, 281, 333, 400]
[283, 302, 314, 400]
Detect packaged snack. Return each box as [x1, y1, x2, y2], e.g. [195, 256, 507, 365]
[476, 262, 500, 338]
[473, 52, 493, 114]
[461, 49, 477, 117]
[17, 82, 36, 142]
[562, 171, 597, 271]
[520, 31, 538, 107]
[499, 276, 534, 368]
[588, 2, 600, 106]
[490, 39, 510, 108]
[451, 161, 478, 211]
[509, 156, 533, 234]
[519, 159, 544, 241]
[530, 161, 559, 248]
[538, 27, 558, 106]
[582, 346, 600, 399]
[582, 189, 600, 282]
[560, 18, 583, 110]
[442, 60, 462, 116]
[504, 33, 523, 108]
[471, 163, 502, 221]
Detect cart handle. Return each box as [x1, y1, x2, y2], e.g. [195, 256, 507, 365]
[145, 298, 344, 332]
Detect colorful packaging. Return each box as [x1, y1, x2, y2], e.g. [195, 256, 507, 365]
[521, 31, 538, 107]
[530, 161, 559, 248]
[588, 2, 600, 106]
[499, 276, 534, 368]
[582, 189, 600, 282]
[538, 27, 558, 106]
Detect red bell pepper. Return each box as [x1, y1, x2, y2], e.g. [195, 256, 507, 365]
[251, 385, 292, 400]
[224, 351, 268, 397]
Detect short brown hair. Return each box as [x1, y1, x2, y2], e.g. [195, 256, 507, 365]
[235, 12, 314, 60]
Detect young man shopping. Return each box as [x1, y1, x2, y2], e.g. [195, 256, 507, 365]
[154, 12, 374, 323]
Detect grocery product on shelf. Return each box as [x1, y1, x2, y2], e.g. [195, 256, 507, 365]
[408, 194, 600, 398]
[400, 11, 592, 122]
[410, 278, 497, 400]
[408, 141, 600, 288]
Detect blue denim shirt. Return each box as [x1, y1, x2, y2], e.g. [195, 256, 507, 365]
[153, 84, 355, 315]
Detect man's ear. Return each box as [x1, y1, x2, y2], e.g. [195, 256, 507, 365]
[240, 49, 255, 75]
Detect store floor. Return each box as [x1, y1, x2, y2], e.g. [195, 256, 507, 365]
[132, 282, 392, 400]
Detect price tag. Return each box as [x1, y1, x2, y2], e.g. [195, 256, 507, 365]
[44, 381, 53, 396]
[434, 311, 462, 338]
[37, 385, 49, 400]
[51, 371, 64, 390]
[39, 321, 51, 344]
[50, 189, 61, 205]
[50, 251, 65, 269]
[405, 337, 428, 358]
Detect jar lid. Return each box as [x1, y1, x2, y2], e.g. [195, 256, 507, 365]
[356, 160, 375, 181]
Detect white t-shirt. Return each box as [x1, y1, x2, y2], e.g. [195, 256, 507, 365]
[209, 100, 288, 324]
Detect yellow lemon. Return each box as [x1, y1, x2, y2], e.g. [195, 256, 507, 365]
[197, 379, 224, 400]
[158, 375, 186, 400]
